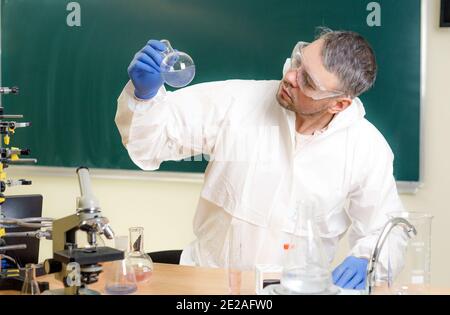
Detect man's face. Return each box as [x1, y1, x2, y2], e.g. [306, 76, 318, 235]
[276, 39, 345, 116]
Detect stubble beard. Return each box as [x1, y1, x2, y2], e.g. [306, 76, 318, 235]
[276, 89, 329, 117]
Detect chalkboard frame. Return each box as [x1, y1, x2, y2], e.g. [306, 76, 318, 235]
[441, 0, 450, 27]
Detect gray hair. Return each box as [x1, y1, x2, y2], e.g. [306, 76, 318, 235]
[316, 27, 377, 98]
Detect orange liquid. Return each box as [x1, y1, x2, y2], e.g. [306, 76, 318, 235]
[134, 268, 153, 283]
[228, 270, 242, 295]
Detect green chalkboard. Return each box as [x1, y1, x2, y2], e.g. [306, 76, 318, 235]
[1, 0, 421, 180]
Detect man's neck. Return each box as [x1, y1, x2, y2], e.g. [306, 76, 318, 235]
[295, 111, 335, 135]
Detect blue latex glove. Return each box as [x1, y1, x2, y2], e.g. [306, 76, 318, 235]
[332, 256, 368, 290]
[127, 39, 167, 100]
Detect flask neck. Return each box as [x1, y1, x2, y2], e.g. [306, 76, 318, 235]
[24, 264, 37, 281]
[160, 39, 174, 56]
[129, 227, 145, 253]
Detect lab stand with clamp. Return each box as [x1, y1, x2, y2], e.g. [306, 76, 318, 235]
[0, 86, 50, 292]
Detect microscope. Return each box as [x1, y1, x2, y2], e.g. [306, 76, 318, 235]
[43, 167, 123, 295]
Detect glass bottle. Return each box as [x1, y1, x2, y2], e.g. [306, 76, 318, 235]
[104, 235, 138, 295]
[227, 223, 243, 295]
[160, 39, 196, 88]
[128, 227, 154, 283]
[226, 221, 254, 295]
[21, 263, 41, 295]
[280, 200, 336, 294]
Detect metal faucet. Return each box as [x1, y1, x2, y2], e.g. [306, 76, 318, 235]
[366, 217, 417, 295]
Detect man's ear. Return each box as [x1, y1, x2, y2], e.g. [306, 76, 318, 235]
[328, 97, 353, 114]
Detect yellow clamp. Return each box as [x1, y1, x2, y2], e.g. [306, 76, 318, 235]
[0, 164, 6, 180]
[0, 163, 5, 182]
[10, 154, 19, 161]
[0, 197, 5, 204]
[10, 147, 19, 161]
[3, 135, 10, 145]
[8, 127, 15, 134]
[5, 270, 20, 278]
[0, 228, 5, 237]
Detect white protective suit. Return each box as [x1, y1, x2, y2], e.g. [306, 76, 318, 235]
[115, 77, 405, 274]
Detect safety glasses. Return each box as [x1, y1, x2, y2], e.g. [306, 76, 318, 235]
[290, 41, 346, 101]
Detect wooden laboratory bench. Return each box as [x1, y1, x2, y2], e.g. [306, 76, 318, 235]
[1, 263, 450, 295]
[0, 263, 255, 295]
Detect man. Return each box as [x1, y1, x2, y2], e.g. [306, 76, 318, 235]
[115, 29, 404, 290]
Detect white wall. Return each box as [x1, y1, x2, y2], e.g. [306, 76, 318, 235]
[4, 0, 450, 287]
[400, 0, 450, 287]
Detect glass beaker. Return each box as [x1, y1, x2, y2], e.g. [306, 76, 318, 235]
[128, 227, 154, 283]
[104, 235, 138, 295]
[386, 211, 433, 295]
[21, 263, 41, 295]
[280, 200, 335, 294]
[160, 39, 196, 88]
[226, 221, 253, 295]
[227, 223, 243, 295]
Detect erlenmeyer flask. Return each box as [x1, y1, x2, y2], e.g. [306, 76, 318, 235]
[104, 236, 138, 295]
[280, 200, 336, 294]
[160, 39, 196, 88]
[127, 227, 154, 283]
[21, 263, 41, 295]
